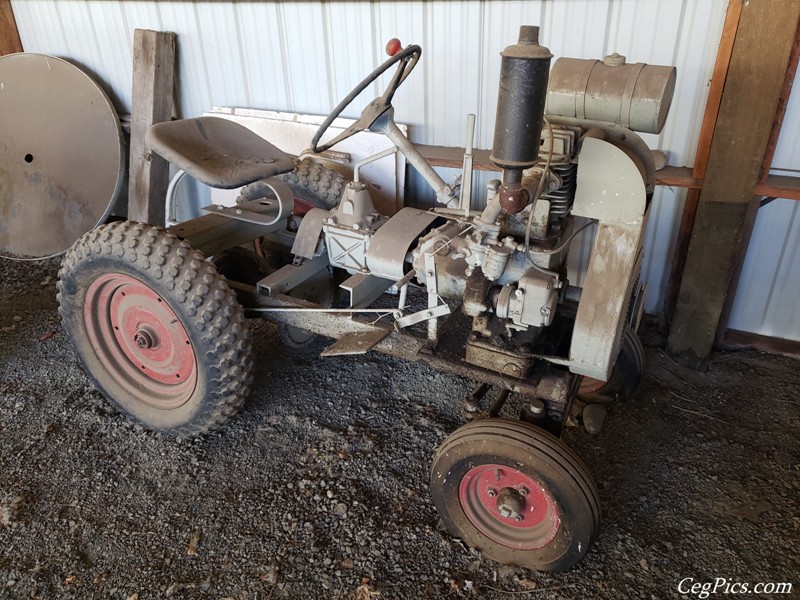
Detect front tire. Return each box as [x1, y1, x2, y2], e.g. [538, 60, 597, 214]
[431, 419, 600, 572]
[58, 221, 253, 436]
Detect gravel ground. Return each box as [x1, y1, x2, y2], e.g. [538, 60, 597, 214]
[1, 257, 798, 599]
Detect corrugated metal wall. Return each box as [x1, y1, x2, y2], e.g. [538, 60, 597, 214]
[11, 0, 735, 318]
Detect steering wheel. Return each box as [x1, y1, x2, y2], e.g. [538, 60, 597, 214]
[311, 44, 421, 153]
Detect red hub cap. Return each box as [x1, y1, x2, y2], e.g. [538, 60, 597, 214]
[459, 464, 560, 550]
[83, 273, 197, 409]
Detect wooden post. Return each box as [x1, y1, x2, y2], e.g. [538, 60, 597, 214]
[715, 18, 800, 344]
[128, 29, 176, 225]
[664, 0, 743, 323]
[667, 0, 800, 366]
[0, 0, 22, 55]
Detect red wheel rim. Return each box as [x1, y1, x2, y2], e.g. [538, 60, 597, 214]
[459, 464, 560, 550]
[292, 197, 316, 216]
[83, 273, 197, 409]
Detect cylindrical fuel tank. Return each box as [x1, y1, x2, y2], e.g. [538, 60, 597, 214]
[490, 26, 553, 170]
[545, 54, 676, 134]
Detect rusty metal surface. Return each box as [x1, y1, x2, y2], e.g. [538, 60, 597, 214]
[0, 53, 124, 257]
[320, 329, 391, 357]
[464, 337, 533, 379]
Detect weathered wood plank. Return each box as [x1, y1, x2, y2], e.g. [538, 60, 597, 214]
[655, 166, 701, 190]
[692, 0, 743, 181]
[417, 146, 800, 200]
[716, 21, 800, 345]
[664, 0, 743, 322]
[127, 29, 176, 225]
[418, 145, 706, 192]
[722, 328, 800, 358]
[417, 144, 497, 172]
[756, 175, 800, 200]
[0, 0, 22, 56]
[667, 0, 800, 366]
[759, 18, 800, 184]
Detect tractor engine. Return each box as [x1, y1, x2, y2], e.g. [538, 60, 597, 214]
[282, 23, 675, 382]
[313, 26, 577, 378]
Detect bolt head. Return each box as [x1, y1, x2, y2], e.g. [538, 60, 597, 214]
[518, 487, 528, 497]
[487, 489, 496, 497]
[514, 515, 522, 522]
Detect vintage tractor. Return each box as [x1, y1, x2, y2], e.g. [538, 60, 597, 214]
[57, 26, 675, 572]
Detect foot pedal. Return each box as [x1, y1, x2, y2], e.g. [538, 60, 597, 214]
[321, 329, 390, 357]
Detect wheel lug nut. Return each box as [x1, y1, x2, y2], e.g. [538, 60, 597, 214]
[518, 487, 528, 497]
[487, 488, 496, 497]
[514, 515, 522, 522]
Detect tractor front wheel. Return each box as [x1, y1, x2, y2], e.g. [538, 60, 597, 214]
[431, 419, 600, 572]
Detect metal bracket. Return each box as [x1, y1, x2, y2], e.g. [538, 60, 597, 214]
[257, 254, 330, 295]
[291, 207, 328, 259]
[340, 273, 395, 309]
[201, 178, 294, 226]
[395, 303, 451, 329]
[395, 251, 452, 340]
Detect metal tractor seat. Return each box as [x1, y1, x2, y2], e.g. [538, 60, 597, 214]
[146, 116, 295, 189]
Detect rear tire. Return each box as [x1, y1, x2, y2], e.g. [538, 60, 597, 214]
[58, 221, 253, 436]
[278, 158, 346, 212]
[578, 329, 645, 402]
[273, 158, 343, 346]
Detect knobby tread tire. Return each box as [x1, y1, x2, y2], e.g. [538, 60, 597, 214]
[278, 158, 346, 210]
[57, 221, 254, 437]
[275, 158, 343, 347]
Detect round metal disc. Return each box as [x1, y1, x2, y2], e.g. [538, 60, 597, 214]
[0, 53, 124, 257]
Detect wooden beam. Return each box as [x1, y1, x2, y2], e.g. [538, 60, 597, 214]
[667, 0, 800, 367]
[716, 18, 800, 345]
[655, 166, 701, 190]
[128, 29, 176, 225]
[664, 0, 743, 322]
[417, 144, 497, 172]
[755, 174, 800, 200]
[721, 328, 800, 358]
[417, 146, 710, 192]
[691, 0, 744, 182]
[0, 0, 22, 55]
[759, 18, 800, 184]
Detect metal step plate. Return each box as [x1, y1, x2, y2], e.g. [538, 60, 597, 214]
[320, 329, 390, 357]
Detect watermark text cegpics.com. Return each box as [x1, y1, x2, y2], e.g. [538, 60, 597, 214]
[678, 577, 792, 598]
